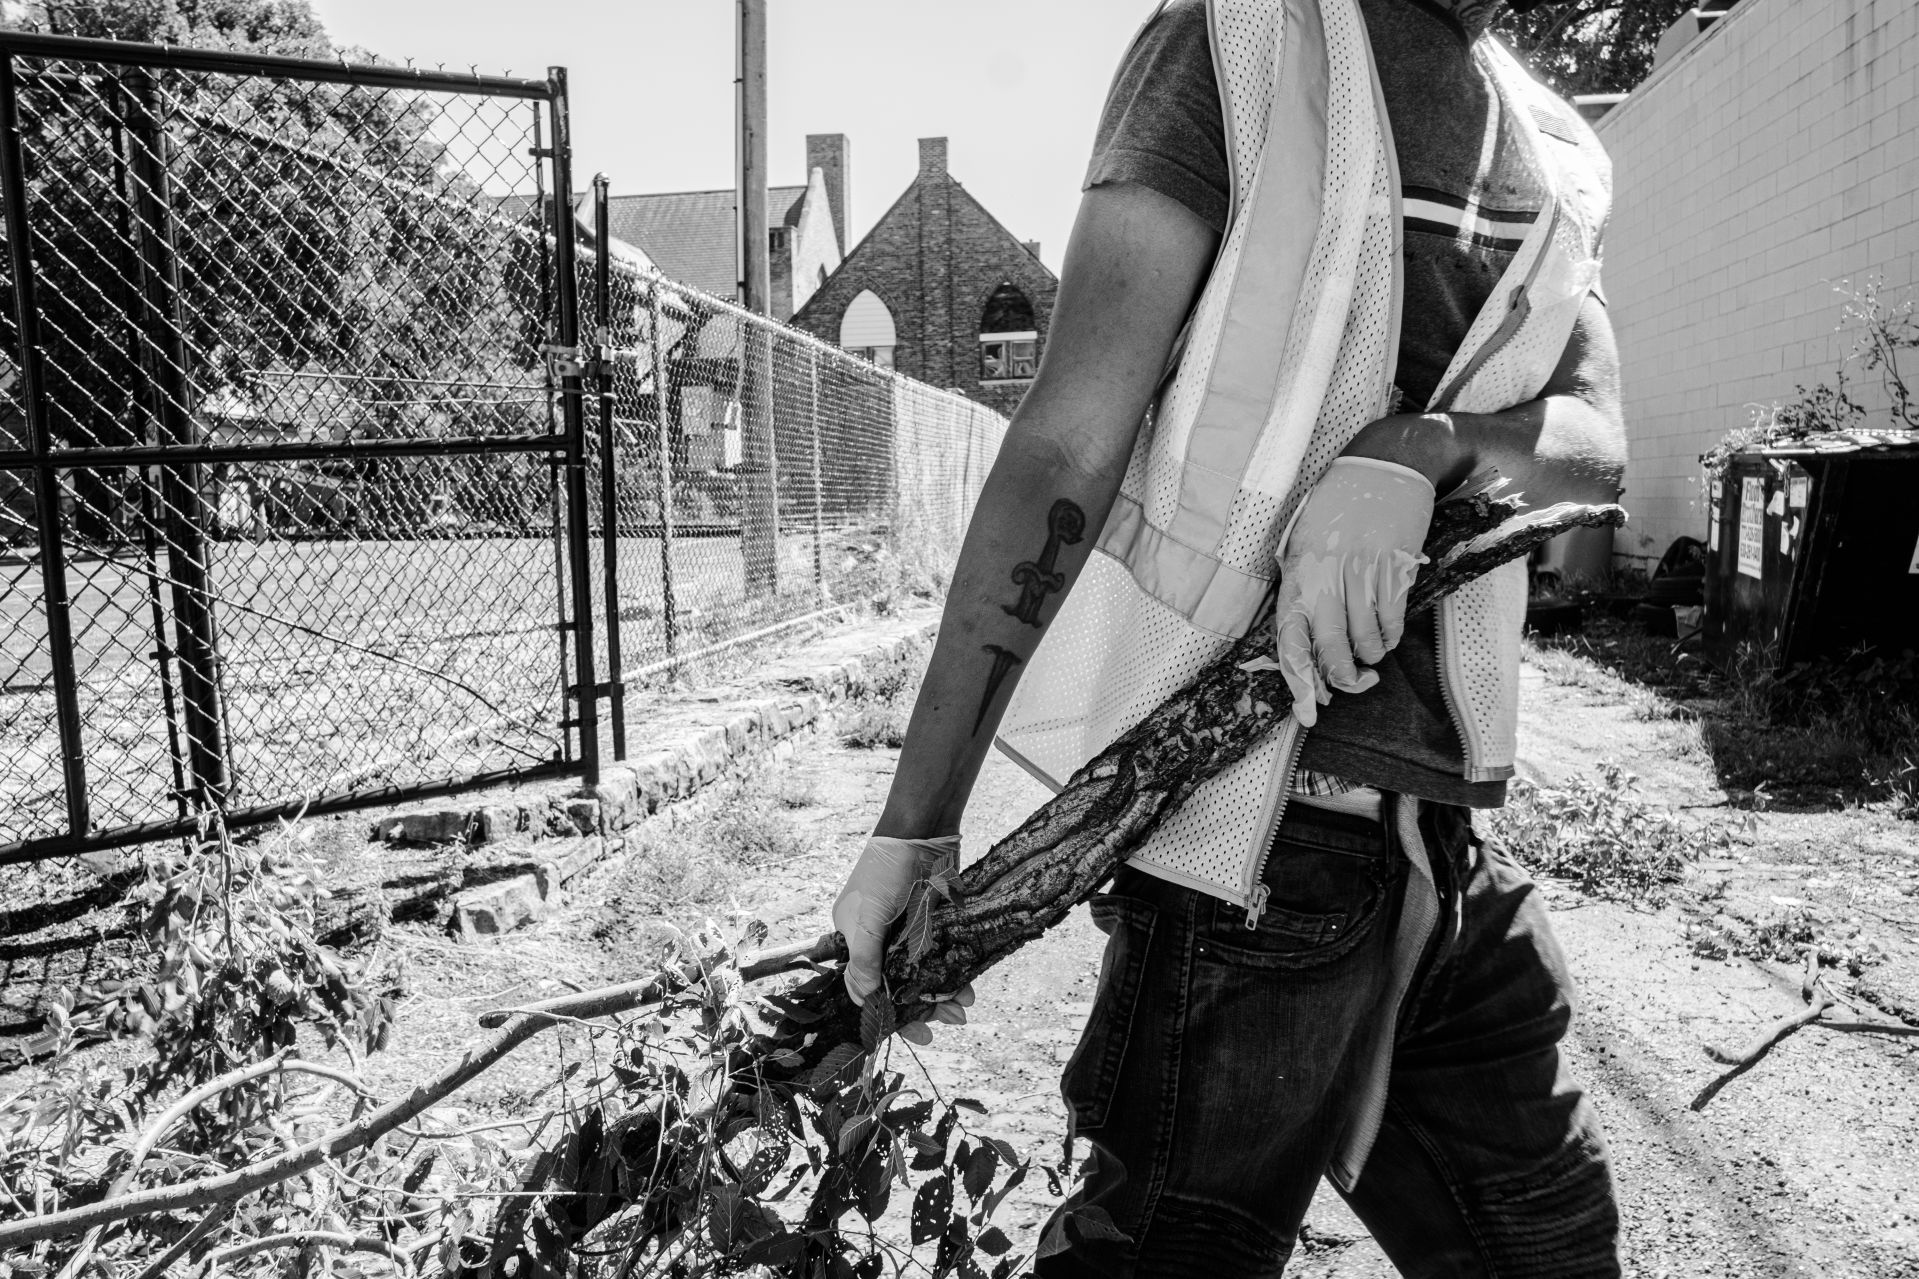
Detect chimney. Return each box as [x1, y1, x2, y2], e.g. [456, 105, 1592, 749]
[805, 133, 849, 255]
[1022, 240, 1042, 259]
[918, 137, 948, 177]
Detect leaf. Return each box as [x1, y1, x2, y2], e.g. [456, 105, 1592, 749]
[739, 1138, 790, 1197]
[1066, 1205, 1132, 1245]
[977, 1225, 1013, 1256]
[806, 1043, 864, 1091]
[885, 1098, 935, 1129]
[855, 1146, 892, 1222]
[962, 1142, 999, 1200]
[911, 1173, 955, 1246]
[982, 1163, 1027, 1218]
[860, 994, 897, 1051]
[837, 1113, 878, 1158]
[1036, 1213, 1072, 1259]
[953, 1097, 987, 1115]
[936, 1218, 972, 1276]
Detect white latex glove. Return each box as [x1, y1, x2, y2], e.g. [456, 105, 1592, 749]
[1273, 456, 1435, 727]
[831, 835, 974, 1039]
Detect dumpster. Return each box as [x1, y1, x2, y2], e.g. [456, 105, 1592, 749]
[1703, 429, 1919, 668]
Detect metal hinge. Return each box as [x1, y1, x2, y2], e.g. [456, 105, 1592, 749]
[568, 681, 625, 700]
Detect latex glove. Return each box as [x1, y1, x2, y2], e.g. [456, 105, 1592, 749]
[1273, 456, 1435, 727]
[831, 835, 974, 1038]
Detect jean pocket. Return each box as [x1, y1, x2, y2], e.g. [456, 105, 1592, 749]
[1061, 893, 1156, 1133]
[1199, 841, 1396, 971]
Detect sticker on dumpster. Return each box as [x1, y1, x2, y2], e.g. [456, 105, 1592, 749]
[1738, 478, 1764, 579]
[1789, 476, 1810, 509]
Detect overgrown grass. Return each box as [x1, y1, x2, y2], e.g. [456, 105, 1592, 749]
[838, 637, 930, 750]
[1530, 615, 1919, 812]
[595, 775, 814, 943]
[1488, 761, 1717, 905]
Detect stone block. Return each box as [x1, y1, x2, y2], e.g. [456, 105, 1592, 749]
[370, 809, 474, 845]
[543, 836, 605, 886]
[470, 805, 521, 846]
[453, 873, 546, 940]
[693, 728, 730, 783]
[563, 798, 602, 836]
[591, 769, 640, 829]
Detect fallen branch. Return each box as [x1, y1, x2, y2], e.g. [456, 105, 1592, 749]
[1694, 951, 1919, 1110]
[0, 935, 838, 1251]
[203, 1229, 414, 1274]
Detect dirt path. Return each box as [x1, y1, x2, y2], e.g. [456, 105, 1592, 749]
[348, 642, 1919, 1275]
[725, 655, 1919, 1276]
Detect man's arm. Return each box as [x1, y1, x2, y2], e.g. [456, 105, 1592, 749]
[872, 182, 1220, 839]
[1339, 293, 1628, 506]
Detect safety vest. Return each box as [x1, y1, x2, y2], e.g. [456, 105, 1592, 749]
[996, 0, 1612, 918]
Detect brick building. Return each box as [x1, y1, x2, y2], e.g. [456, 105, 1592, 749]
[604, 134, 850, 322]
[790, 137, 1059, 417]
[1594, 0, 1918, 564]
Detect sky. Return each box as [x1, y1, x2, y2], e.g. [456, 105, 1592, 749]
[309, 0, 1158, 273]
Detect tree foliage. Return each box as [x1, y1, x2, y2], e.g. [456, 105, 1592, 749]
[1496, 0, 1744, 98]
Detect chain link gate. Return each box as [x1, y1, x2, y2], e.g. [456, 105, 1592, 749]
[0, 32, 602, 863]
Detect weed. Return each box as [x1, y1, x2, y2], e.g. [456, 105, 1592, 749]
[840, 637, 930, 751]
[1488, 762, 1708, 905]
[598, 777, 815, 938]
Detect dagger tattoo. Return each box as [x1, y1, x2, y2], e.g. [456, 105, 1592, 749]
[1004, 499, 1086, 626]
[972, 498, 1087, 735]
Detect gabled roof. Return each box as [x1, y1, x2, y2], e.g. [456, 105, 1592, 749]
[607, 185, 807, 300]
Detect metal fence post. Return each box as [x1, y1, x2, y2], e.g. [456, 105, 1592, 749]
[740, 323, 781, 599]
[110, 81, 187, 820]
[127, 67, 230, 809]
[808, 345, 824, 599]
[545, 67, 599, 787]
[649, 281, 678, 659]
[592, 173, 626, 761]
[0, 55, 90, 838]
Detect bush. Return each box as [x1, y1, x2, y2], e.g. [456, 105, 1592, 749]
[1489, 762, 1703, 905]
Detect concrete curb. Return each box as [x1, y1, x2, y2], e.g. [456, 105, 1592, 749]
[375, 612, 939, 940]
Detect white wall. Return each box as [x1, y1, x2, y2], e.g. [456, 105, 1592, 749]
[1595, 0, 1919, 564]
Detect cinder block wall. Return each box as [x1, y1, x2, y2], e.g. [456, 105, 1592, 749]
[1596, 0, 1919, 565]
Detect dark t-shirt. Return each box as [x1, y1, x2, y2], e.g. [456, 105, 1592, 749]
[1085, 0, 1546, 806]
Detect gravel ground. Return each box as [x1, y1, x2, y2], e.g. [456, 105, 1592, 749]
[22, 615, 1903, 1275]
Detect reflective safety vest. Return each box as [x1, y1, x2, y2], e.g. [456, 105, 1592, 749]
[996, 0, 1612, 917]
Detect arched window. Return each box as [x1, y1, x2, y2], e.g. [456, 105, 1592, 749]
[980, 283, 1038, 381]
[839, 289, 896, 370]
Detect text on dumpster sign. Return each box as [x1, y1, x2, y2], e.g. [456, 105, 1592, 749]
[1738, 478, 1765, 579]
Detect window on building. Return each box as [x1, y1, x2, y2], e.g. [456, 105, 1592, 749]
[844, 346, 895, 370]
[980, 283, 1038, 382]
[839, 289, 897, 370]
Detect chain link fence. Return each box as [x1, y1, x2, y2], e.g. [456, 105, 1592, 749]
[0, 34, 1008, 862]
[0, 33, 586, 858]
[581, 208, 1005, 731]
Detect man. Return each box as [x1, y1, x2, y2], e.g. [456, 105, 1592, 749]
[834, 0, 1625, 1273]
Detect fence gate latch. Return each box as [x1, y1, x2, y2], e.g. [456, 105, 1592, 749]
[543, 343, 585, 379]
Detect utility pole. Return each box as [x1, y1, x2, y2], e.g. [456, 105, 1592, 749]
[737, 0, 780, 597]
[737, 0, 770, 315]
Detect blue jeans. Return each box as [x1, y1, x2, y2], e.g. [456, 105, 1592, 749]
[1039, 798, 1620, 1277]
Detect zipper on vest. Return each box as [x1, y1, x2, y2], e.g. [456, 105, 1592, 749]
[1243, 720, 1308, 929]
[1430, 203, 1560, 414]
[1434, 614, 1477, 782]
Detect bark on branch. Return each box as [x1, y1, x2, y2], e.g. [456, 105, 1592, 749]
[781, 494, 1627, 1064]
